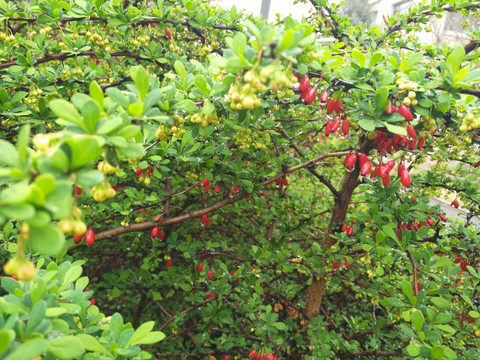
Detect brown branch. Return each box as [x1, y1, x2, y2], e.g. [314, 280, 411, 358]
[407, 249, 419, 296]
[346, 321, 399, 341]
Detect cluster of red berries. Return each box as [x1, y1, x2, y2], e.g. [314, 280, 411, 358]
[248, 350, 277, 360]
[374, 130, 425, 154]
[298, 75, 317, 105]
[74, 229, 95, 245]
[150, 226, 165, 240]
[230, 185, 240, 195]
[275, 177, 288, 186]
[136, 165, 153, 177]
[386, 102, 414, 121]
[201, 214, 211, 226]
[201, 178, 209, 192]
[341, 223, 354, 236]
[343, 152, 411, 187]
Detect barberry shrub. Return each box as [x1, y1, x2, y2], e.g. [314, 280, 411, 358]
[1, 0, 480, 359]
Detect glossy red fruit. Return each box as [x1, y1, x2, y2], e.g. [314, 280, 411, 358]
[395, 104, 414, 121]
[207, 269, 214, 280]
[371, 166, 380, 178]
[166, 260, 173, 267]
[399, 168, 411, 187]
[214, 184, 220, 193]
[439, 213, 447, 222]
[407, 125, 416, 138]
[385, 160, 396, 173]
[378, 165, 387, 178]
[203, 178, 209, 186]
[249, 350, 257, 358]
[298, 76, 310, 93]
[385, 102, 394, 115]
[201, 214, 209, 225]
[416, 137, 425, 149]
[325, 121, 332, 136]
[74, 186, 83, 195]
[90, 298, 96, 305]
[451, 200, 459, 208]
[427, 218, 434, 227]
[85, 229, 95, 246]
[158, 230, 165, 240]
[11, 275, 18, 281]
[382, 173, 390, 187]
[136, 167, 143, 175]
[165, 28, 172, 38]
[255, 353, 261, 360]
[359, 153, 368, 166]
[146, 1, 153, 8]
[197, 262, 203, 272]
[319, 90, 329, 103]
[341, 119, 350, 134]
[343, 153, 357, 168]
[345, 260, 350, 269]
[283, 178, 288, 185]
[151, 226, 159, 237]
[331, 119, 341, 133]
[332, 260, 341, 269]
[326, 99, 341, 114]
[304, 87, 317, 105]
[360, 160, 372, 176]
[342, 223, 348, 232]
[347, 226, 353, 236]
[407, 138, 417, 150]
[474, 160, 480, 168]
[74, 233, 85, 243]
[224, 356, 230, 360]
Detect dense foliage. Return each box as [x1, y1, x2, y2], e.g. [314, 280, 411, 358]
[1, 0, 480, 359]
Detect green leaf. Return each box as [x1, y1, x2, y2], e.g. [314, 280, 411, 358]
[411, 309, 424, 333]
[468, 310, 480, 318]
[48, 336, 84, 359]
[4, 338, 49, 360]
[369, 52, 383, 67]
[17, 125, 30, 165]
[174, 61, 187, 88]
[375, 86, 389, 110]
[77, 334, 111, 354]
[89, 81, 104, 110]
[60, 265, 83, 291]
[406, 342, 420, 356]
[26, 301, 46, 335]
[106, 88, 130, 109]
[194, 75, 209, 96]
[80, 99, 101, 134]
[232, 32, 246, 57]
[66, 137, 103, 170]
[128, 103, 144, 116]
[351, 50, 366, 67]
[244, 19, 260, 38]
[143, 89, 162, 110]
[0, 329, 15, 355]
[29, 223, 65, 256]
[50, 100, 85, 130]
[171, 99, 197, 113]
[431, 345, 444, 360]
[131, 66, 150, 101]
[358, 119, 375, 132]
[384, 122, 407, 136]
[278, 30, 294, 51]
[430, 297, 451, 308]
[273, 322, 287, 330]
[446, 46, 465, 74]
[0, 140, 20, 167]
[129, 331, 165, 345]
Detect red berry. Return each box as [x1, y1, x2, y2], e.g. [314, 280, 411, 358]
[136, 167, 143, 175]
[417, 137, 426, 149]
[332, 260, 341, 269]
[325, 121, 332, 136]
[201, 214, 209, 225]
[151, 226, 159, 237]
[74, 233, 85, 243]
[385, 160, 396, 173]
[326, 99, 341, 114]
[385, 102, 394, 115]
[382, 173, 390, 187]
[360, 160, 372, 176]
[11, 275, 18, 281]
[255, 353, 261, 360]
[341, 119, 350, 135]
[330, 119, 341, 133]
[214, 184, 220, 193]
[319, 90, 329, 103]
[249, 350, 257, 358]
[158, 230, 165, 240]
[85, 229, 95, 246]
[207, 269, 214, 280]
[205, 184, 209, 192]
[90, 298, 96, 305]
[203, 178, 209, 186]
[74, 186, 83, 195]
[197, 262, 203, 272]
[359, 153, 368, 166]
[230, 269, 236, 276]
[224, 356, 230, 360]
[407, 125, 416, 138]
[395, 104, 413, 121]
[342, 223, 347, 232]
[343, 153, 357, 168]
[165, 28, 172, 38]
[166, 260, 173, 267]
[150, 23, 155, 27]
[146, 1, 153, 8]
[345, 260, 350, 269]
[347, 226, 353, 236]
[399, 168, 411, 187]
[304, 87, 317, 105]
[298, 76, 310, 93]
[451, 200, 459, 208]
[119, 295, 124, 300]
[439, 213, 447, 222]
[427, 218, 434, 227]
